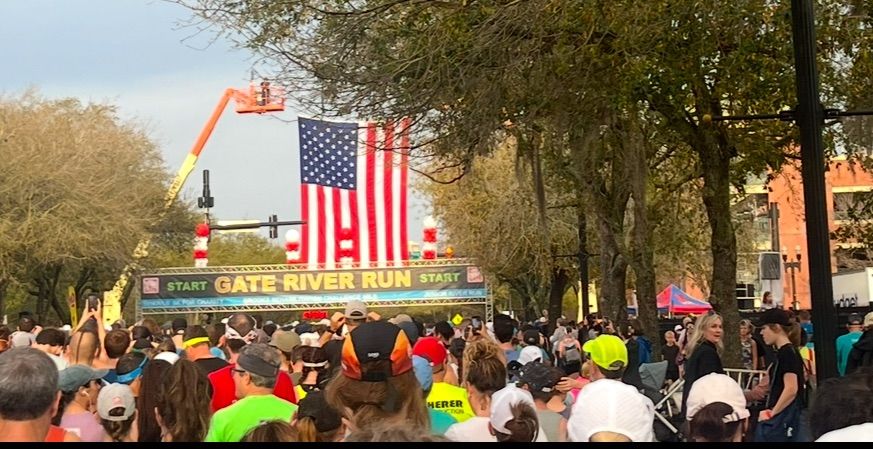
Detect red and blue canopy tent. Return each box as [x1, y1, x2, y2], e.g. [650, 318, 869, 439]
[657, 284, 712, 316]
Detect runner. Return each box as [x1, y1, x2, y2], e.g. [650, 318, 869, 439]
[517, 361, 568, 441]
[287, 390, 344, 442]
[182, 325, 229, 375]
[445, 339, 507, 442]
[135, 359, 173, 442]
[155, 359, 212, 442]
[414, 336, 475, 422]
[55, 365, 107, 442]
[205, 344, 298, 442]
[685, 373, 751, 442]
[488, 385, 544, 442]
[97, 383, 138, 442]
[412, 355, 458, 435]
[324, 320, 428, 432]
[567, 378, 655, 442]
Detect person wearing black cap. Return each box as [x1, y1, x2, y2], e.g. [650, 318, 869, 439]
[753, 308, 804, 442]
[170, 318, 187, 353]
[517, 362, 568, 442]
[836, 313, 864, 377]
[289, 390, 345, 442]
[205, 343, 298, 442]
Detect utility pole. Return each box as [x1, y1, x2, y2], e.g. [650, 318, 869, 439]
[790, 0, 837, 381]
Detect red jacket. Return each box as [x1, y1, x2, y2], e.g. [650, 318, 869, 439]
[207, 363, 297, 412]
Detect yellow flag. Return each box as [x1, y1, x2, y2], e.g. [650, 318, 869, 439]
[66, 286, 78, 325]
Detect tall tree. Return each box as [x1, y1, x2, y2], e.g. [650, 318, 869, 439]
[0, 93, 180, 324]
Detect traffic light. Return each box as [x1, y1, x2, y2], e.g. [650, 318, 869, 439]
[268, 214, 278, 239]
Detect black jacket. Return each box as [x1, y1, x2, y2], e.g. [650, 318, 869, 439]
[681, 340, 724, 416]
[847, 330, 873, 375]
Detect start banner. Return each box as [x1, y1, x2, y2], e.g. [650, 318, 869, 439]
[140, 264, 486, 310]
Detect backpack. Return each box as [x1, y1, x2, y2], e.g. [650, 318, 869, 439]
[564, 345, 582, 363]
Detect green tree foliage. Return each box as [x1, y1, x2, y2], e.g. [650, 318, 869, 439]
[0, 92, 185, 324]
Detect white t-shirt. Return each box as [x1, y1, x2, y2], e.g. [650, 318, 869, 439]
[48, 353, 68, 370]
[816, 423, 873, 442]
[444, 416, 549, 442]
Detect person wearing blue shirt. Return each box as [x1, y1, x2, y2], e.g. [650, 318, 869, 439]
[836, 313, 864, 376]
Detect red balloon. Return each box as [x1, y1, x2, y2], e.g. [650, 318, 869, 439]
[339, 228, 354, 240]
[285, 242, 300, 252]
[423, 249, 436, 259]
[195, 223, 210, 237]
[193, 249, 208, 259]
[423, 228, 437, 243]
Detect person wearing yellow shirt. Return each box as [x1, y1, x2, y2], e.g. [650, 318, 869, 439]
[413, 337, 475, 422]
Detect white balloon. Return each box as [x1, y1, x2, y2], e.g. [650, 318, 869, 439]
[285, 228, 301, 242]
[423, 216, 437, 229]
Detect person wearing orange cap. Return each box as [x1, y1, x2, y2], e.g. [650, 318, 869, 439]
[413, 337, 475, 423]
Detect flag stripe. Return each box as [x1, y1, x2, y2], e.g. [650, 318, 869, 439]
[355, 123, 368, 266]
[366, 123, 378, 264]
[316, 186, 327, 266]
[399, 118, 410, 262]
[373, 127, 387, 266]
[307, 184, 319, 269]
[333, 187, 344, 265]
[300, 182, 309, 265]
[383, 122, 395, 264]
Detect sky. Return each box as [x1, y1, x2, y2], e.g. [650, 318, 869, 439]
[0, 0, 428, 242]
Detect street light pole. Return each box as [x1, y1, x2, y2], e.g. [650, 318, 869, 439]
[782, 246, 802, 311]
[790, 0, 838, 381]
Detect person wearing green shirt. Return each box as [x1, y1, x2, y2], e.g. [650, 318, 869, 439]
[205, 343, 298, 442]
[413, 353, 458, 435]
[836, 313, 864, 377]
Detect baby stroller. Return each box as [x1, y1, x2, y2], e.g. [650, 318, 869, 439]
[640, 361, 684, 441]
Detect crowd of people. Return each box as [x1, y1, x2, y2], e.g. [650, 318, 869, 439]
[1, 300, 873, 442]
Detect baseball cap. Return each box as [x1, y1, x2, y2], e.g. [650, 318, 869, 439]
[298, 332, 321, 348]
[297, 390, 343, 433]
[490, 386, 537, 436]
[518, 361, 561, 394]
[11, 333, 33, 348]
[412, 355, 434, 392]
[523, 329, 540, 346]
[341, 321, 412, 382]
[865, 312, 873, 329]
[568, 379, 655, 442]
[59, 365, 109, 392]
[674, 324, 684, 333]
[97, 383, 136, 421]
[582, 335, 628, 371]
[685, 373, 750, 422]
[345, 300, 368, 320]
[848, 313, 864, 326]
[412, 337, 447, 366]
[153, 352, 179, 365]
[171, 317, 187, 334]
[269, 330, 302, 353]
[389, 313, 413, 325]
[398, 321, 420, 346]
[755, 308, 792, 327]
[517, 345, 543, 365]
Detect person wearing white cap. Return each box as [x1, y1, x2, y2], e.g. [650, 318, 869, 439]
[488, 386, 548, 442]
[685, 373, 750, 442]
[567, 379, 655, 442]
[97, 383, 138, 442]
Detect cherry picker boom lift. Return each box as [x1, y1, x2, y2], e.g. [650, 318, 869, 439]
[99, 83, 286, 327]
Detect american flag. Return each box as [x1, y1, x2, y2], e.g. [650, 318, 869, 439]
[298, 117, 409, 269]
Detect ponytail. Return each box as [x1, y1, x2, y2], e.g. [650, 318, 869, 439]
[495, 402, 539, 442]
[689, 402, 742, 443]
[295, 416, 318, 442]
